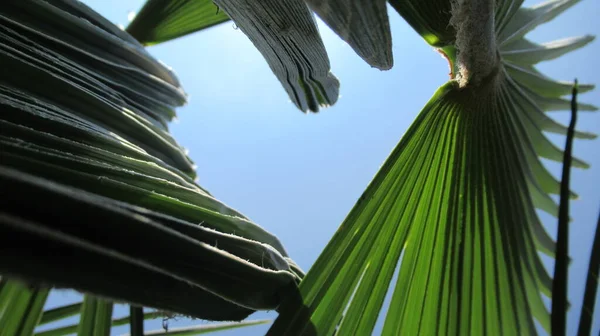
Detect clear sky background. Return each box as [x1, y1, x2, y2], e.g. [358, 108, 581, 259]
[40, 1, 599, 335]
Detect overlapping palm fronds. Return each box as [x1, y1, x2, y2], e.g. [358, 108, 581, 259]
[265, 0, 597, 334]
[0, 0, 301, 333]
[1, 0, 598, 335]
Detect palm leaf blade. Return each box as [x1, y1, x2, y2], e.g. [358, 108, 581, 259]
[126, 0, 229, 45]
[270, 1, 595, 334]
[212, 0, 339, 112]
[0, 0, 300, 323]
[502, 35, 595, 64]
[0, 279, 49, 336]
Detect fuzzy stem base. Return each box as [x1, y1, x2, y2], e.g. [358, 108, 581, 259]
[450, 0, 499, 87]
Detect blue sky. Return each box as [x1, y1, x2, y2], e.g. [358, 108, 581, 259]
[41, 1, 599, 335]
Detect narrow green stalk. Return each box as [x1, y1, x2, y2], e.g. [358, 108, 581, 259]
[551, 80, 578, 336]
[38, 303, 82, 326]
[577, 209, 600, 336]
[130, 306, 144, 336]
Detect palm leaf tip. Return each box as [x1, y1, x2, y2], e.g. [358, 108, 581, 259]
[212, 0, 340, 113]
[271, 78, 556, 335]
[305, 0, 393, 70]
[126, 0, 230, 45]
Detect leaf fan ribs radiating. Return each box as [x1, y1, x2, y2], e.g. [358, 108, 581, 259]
[269, 0, 596, 335]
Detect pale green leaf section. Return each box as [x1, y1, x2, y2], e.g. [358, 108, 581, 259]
[504, 62, 594, 98]
[513, 81, 597, 112]
[498, 0, 581, 45]
[38, 303, 81, 326]
[126, 0, 230, 46]
[305, 0, 393, 69]
[270, 77, 557, 335]
[502, 35, 595, 64]
[213, 0, 339, 112]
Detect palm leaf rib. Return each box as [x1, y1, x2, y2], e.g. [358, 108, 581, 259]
[0, 0, 300, 323]
[270, 0, 596, 334]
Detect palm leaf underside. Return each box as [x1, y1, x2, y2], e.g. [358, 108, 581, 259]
[0, 0, 302, 333]
[0, 0, 597, 335]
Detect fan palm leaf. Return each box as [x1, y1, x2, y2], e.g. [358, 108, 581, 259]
[1, 0, 597, 334]
[267, 0, 596, 334]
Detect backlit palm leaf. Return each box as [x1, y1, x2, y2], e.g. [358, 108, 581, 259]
[269, 0, 596, 334]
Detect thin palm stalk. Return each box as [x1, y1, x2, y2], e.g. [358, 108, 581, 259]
[551, 80, 578, 336]
[577, 209, 600, 336]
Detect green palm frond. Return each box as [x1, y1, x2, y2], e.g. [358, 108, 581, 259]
[269, 0, 596, 334]
[126, 0, 229, 46]
[0, 0, 299, 325]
